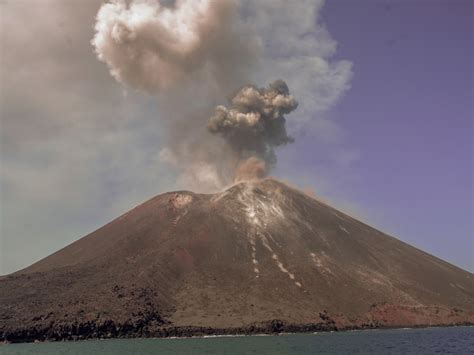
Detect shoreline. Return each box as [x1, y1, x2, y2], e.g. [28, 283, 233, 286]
[2, 320, 473, 345]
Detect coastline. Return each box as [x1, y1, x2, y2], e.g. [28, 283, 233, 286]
[2, 320, 473, 344]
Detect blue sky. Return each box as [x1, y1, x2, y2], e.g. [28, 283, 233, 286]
[328, 0, 473, 272]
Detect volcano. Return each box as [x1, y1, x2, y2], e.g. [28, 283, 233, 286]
[1, 179, 473, 342]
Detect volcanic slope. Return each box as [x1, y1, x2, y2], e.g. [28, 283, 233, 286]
[1, 179, 473, 341]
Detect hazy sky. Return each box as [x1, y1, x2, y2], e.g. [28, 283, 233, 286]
[1, 0, 472, 274]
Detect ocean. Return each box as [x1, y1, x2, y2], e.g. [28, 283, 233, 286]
[1, 326, 473, 354]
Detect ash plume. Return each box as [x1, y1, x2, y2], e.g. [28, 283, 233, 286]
[208, 80, 298, 181]
[91, 0, 353, 192]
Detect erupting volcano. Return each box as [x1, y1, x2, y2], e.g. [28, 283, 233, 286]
[1, 179, 473, 342]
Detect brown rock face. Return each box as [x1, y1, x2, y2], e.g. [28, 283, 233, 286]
[1, 179, 473, 342]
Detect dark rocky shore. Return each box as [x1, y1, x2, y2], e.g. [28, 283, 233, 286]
[2, 317, 472, 344]
[2, 321, 326, 343]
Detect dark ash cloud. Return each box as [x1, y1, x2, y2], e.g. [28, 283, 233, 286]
[208, 80, 298, 179]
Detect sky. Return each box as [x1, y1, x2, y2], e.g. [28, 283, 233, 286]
[326, 0, 473, 272]
[0, 0, 472, 274]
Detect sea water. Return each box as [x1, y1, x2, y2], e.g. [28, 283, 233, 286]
[1, 326, 473, 354]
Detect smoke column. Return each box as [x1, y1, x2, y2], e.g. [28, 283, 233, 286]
[92, 0, 353, 191]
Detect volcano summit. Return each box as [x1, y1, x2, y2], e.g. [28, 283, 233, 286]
[1, 179, 473, 342]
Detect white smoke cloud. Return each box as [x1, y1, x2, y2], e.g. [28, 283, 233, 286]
[92, 0, 258, 93]
[241, 0, 353, 131]
[158, 145, 229, 191]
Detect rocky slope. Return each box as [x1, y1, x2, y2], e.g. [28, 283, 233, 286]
[1, 179, 473, 342]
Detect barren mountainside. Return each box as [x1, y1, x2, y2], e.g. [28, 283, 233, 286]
[1, 179, 473, 342]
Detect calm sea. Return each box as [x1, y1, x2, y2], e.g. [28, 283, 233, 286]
[1, 326, 473, 354]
